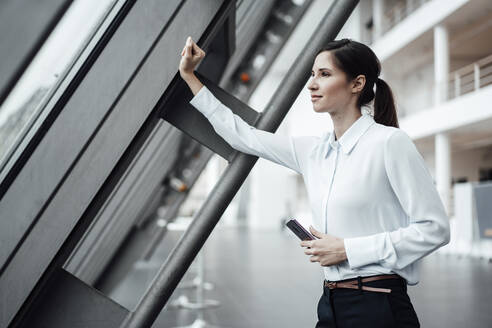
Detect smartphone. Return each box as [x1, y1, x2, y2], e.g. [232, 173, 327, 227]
[286, 219, 316, 241]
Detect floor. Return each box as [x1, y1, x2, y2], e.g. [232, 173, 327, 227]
[108, 224, 492, 328]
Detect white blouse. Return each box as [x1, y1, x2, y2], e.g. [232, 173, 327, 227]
[190, 85, 450, 286]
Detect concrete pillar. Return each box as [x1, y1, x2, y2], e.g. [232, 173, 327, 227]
[373, 0, 384, 40]
[435, 133, 451, 213]
[434, 24, 449, 104]
[434, 24, 451, 214]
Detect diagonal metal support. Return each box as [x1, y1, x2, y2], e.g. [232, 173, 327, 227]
[122, 1, 360, 327]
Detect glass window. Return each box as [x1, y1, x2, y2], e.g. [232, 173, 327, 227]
[0, 0, 118, 173]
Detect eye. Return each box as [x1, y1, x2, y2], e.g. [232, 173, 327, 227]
[322, 72, 330, 76]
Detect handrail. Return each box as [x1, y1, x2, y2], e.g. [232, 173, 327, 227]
[451, 53, 492, 76]
[448, 53, 492, 100]
[121, 1, 360, 327]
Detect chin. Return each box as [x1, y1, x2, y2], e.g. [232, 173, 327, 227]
[313, 105, 327, 113]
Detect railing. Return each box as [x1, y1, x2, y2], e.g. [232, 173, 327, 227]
[382, 0, 432, 34]
[448, 53, 492, 100]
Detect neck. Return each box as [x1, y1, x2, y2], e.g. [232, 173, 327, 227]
[330, 106, 362, 140]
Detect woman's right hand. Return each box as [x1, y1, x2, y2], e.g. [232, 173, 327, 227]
[179, 36, 206, 80]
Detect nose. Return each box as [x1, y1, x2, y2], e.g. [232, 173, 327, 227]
[307, 77, 317, 91]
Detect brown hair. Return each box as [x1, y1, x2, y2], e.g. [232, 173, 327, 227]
[316, 39, 399, 128]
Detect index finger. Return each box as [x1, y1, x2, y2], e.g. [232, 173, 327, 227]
[300, 240, 313, 248]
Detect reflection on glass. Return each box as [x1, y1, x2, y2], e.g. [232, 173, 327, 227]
[0, 0, 116, 168]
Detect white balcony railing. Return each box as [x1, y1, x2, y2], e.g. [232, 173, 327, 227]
[448, 53, 492, 100]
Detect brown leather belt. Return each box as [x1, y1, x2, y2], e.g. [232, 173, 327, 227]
[324, 274, 402, 293]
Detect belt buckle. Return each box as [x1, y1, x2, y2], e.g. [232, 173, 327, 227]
[325, 281, 337, 289]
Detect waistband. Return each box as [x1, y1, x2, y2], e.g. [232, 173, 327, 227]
[324, 274, 404, 294]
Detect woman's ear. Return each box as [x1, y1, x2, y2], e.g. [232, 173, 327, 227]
[351, 75, 366, 94]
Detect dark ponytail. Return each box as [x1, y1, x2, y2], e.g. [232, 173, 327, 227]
[375, 78, 399, 128]
[316, 39, 399, 128]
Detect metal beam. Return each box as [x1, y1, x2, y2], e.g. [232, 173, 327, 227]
[121, 1, 359, 327]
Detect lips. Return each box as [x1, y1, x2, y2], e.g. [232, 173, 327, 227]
[311, 95, 322, 101]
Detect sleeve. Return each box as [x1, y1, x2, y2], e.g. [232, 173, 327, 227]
[343, 129, 451, 270]
[189, 85, 311, 174]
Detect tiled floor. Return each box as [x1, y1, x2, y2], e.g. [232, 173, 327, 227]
[108, 225, 492, 327]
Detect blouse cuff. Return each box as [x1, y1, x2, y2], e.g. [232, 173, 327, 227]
[343, 233, 385, 269]
[189, 85, 221, 118]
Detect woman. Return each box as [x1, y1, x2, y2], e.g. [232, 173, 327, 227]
[178, 36, 450, 328]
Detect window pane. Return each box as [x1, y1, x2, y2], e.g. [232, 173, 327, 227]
[0, 0, 117, 169]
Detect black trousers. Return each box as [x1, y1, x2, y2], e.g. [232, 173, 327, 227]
[316, 275, 420, 328]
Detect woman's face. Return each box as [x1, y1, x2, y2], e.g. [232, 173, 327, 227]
[307, 51, 355, 114]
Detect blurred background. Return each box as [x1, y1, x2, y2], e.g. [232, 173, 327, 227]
[1, 0, 491, 327]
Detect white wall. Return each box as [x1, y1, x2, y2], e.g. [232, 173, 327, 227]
[385, 61, 435, 116]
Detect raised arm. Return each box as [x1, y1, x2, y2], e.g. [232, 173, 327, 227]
[178, 36, 313, 174]
[179, 36, 206, 96]
[193, 85, 314, 173]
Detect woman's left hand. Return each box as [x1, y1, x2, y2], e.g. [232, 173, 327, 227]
[300, 226, 348, 266]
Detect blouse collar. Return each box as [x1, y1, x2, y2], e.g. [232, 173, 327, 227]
[324, 113, 375, 157]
